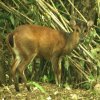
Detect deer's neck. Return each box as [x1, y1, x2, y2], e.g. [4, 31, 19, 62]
[64, 32, 80, 54]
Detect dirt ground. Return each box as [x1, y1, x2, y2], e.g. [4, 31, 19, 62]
[0, 83, 100, 100]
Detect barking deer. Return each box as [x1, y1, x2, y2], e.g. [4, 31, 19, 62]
[6, 20, 93, 91]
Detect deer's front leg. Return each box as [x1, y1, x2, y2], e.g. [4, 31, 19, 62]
[51, 55, 62, 86]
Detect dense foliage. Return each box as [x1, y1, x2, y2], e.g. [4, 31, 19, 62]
[0, 0, 100, 90]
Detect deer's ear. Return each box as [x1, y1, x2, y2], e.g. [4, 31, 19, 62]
[87, 20, 94, 27]
[82, 20, 94, 37]
[69, 20, 76, 27]
[69, 20, 77, 32]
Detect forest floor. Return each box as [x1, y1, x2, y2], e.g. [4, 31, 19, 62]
[0, 82, 100, 100]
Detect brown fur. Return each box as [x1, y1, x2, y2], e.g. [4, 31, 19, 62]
[6, 21, 92, 91]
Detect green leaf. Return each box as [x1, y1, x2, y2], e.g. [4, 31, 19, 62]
[29, 81, 46, 94]
[10, 15, 15, 26]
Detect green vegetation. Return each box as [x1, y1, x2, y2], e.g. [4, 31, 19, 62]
[0, 0, 100, 91]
